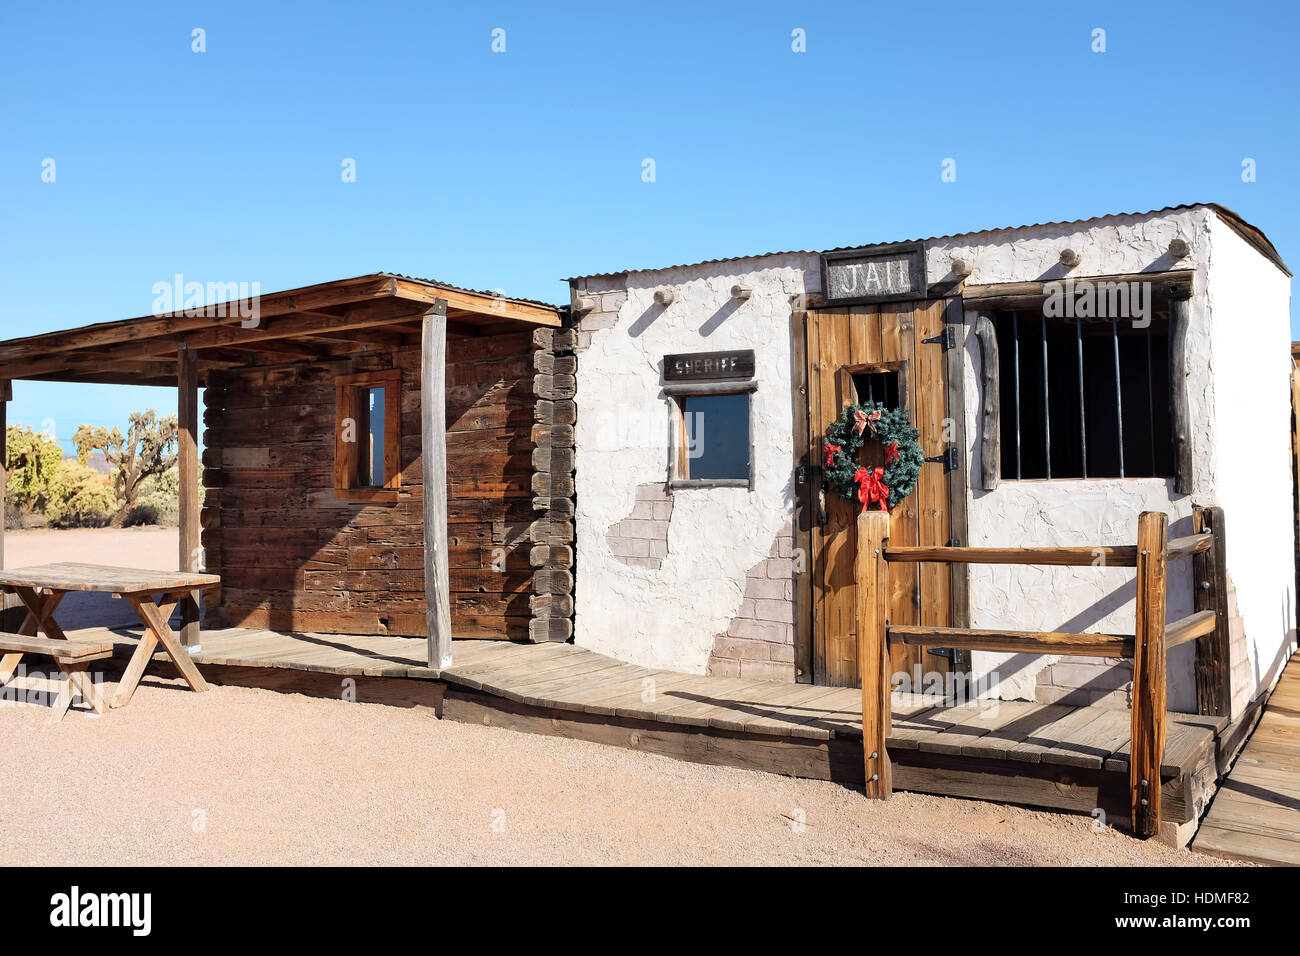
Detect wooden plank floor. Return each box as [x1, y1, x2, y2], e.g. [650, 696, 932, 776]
[77, 625, 1223, 779]
[1194, 650, 1300, 865]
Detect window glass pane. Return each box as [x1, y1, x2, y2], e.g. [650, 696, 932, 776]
[366, 386, 385, 486]
[683, 393, 749, 480]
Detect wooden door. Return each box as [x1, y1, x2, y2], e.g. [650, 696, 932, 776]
[805, 300, 954, 688]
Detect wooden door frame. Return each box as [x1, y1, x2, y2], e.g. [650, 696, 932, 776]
[792, 295, 972, 686]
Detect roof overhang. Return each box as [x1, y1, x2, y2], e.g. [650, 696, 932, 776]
[0, 273, 562, 387]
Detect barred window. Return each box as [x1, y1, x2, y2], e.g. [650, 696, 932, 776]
[994, 306, 1174, 480]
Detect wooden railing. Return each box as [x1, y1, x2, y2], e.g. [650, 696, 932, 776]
[855, 507, 1230, 838]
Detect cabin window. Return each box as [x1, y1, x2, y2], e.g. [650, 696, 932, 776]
[666, 384, 756, 489]
[993, 306, 1174, 479]
[335, 369, 402, 499]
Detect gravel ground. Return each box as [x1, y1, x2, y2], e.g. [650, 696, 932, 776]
[0, 672, 1234, 866]
[1, 528, 1237, 866]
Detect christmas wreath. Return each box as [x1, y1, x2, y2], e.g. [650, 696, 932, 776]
[821, 402, 924, 512]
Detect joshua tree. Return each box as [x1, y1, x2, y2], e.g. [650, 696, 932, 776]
[73, 410, 178, 527]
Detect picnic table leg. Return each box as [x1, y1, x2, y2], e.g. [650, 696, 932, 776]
[13, 587, 65, 638]
[0, 652, 22, 686]
[126, 594, 209, 696]
[2, 588, 66, 692]
[48, 661, 86, 723]
[110, 629, 159, 709]
[62, 661, 106, 715]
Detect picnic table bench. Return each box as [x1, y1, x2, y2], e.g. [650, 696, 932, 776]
[0, 562, 221, 717]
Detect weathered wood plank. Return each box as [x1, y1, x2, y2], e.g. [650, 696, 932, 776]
[889, 624, 1133, 658]
[1192, 505, 1232, 718]
[422, 303, 453, 667]
[884, 545, 1138, 567]
[857, 509, 891, 797]
[1131, 510, 1168, 837]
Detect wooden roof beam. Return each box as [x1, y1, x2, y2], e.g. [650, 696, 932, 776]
[180, 297, 435, 351]
[395, 279, 561, 327]
[0, 275, 402, 363]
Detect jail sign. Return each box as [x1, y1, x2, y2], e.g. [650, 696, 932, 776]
[663, 349, 755, 382]
[821, 242, 926, 305]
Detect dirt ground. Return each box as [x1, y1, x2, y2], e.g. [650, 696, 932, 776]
[0, 528, 1237, 866]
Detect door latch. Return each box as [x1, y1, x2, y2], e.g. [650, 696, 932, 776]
[924, 447, 959, 471]
[795, 462, 821, 487]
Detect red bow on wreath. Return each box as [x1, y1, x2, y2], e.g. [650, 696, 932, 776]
[853, 409, 882, 437]
[854, 466, 890, 513]
[884, 440, 900, 466]
[823, 442, 841, 466]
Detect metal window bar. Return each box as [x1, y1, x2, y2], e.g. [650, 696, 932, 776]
[1112, 316, 1125, 478]
[1041, 315, 1051, 479]
[1012, 313, 1022, 479]
[1076, 315, 1087, 478]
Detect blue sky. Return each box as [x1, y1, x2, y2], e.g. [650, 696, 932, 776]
[1, 1, 1295, 446]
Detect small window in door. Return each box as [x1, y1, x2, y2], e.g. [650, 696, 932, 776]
[852, 370, 901, 409]
[335, 369, 401, 500]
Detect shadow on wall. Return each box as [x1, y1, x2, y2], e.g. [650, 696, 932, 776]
[628, 302, 663, 338]
[700, 298, 743, 337]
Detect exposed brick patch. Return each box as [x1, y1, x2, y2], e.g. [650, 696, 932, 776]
[706, 522, 795, 682]
[1035, 657, 1133, 709]
[606, 483, 672, 570]
[571, 277, 626, 353]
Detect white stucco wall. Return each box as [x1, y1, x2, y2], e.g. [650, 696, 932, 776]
[939, 208, 1214, 712]
[571, 254, 817, 672]
[1204, 214, 1297, 710]
[571, 207, 1294, 711]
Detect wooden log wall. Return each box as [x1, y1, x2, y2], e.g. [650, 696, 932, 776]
[529, 326, 577, 642]
[201, 327, 550, 641]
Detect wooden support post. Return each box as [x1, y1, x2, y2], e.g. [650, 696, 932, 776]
[422, 301, 453, 669]
[1168, 291, 1194, 496]
[1131, 510, 1168, 837]
[972, 313, 1000, 491]
[0, 379, 7, 571]
[0, 379, 20, 635]
[855, 510, 892, 799]
[1192, 505, 1232, 717]
[177, 346, 200, 648]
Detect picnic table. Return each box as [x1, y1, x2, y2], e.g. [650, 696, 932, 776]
[0, 562, 221, 712]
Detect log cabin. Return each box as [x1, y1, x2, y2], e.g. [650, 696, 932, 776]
[0, 274, 573, 667]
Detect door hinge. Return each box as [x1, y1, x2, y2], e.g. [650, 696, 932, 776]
[926, 647, 957, 661]
[921, 327, 956, 350]
[924, 447, 958, 471]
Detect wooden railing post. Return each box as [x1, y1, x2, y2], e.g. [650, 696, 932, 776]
[856, 510, 891, 799]
[1131, 510, 1168, 837]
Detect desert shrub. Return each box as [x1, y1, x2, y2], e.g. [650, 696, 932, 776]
[45, 462, 117, 528]
[132, 468, 180, 526]
[5, 425, 64, 518]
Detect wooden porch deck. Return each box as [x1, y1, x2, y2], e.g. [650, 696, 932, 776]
[73, 625, 1232, 842]
[1194, 650, 1300, 865]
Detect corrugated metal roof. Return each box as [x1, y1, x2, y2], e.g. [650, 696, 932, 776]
[565, 203, 1290, 280]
